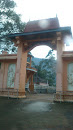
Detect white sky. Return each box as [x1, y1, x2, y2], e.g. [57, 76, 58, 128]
[14, 0, 73, 58]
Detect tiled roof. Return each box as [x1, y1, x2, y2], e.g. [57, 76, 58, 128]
[24, 17, 60, 32]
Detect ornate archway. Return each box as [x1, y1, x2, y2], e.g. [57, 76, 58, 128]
[8, 17, 72, 101]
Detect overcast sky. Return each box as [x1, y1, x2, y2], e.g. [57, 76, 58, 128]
[14, 0, 73, 58]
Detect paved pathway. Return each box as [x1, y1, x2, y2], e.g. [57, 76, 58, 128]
[0, 94, 73, 130]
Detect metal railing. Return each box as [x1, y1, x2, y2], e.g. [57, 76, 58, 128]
[0, 88, 19, 99]
[54, 91, 73, 103]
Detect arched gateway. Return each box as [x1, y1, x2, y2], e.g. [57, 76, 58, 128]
[0, 17, 72, 101]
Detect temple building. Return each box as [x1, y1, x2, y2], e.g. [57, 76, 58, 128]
[0, 52, 37, 97]
[0, 17, 73, 102]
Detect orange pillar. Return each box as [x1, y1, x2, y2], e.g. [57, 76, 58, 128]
[30, 56, 32, 67]
[15, 41, 27, 97]
[56, 32, 65, 92]
[15, 43, 23, 90]
[19, 52, 27, 92]
[29, 74, 34, 92]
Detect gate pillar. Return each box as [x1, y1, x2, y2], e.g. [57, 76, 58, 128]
[56, 32, 65, 92]
[15, 40, 27, 97]
[29, 74, 34, 92]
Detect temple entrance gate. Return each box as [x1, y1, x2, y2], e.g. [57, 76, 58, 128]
[7, 18, 72, 101]
[8, 29, 71, 99]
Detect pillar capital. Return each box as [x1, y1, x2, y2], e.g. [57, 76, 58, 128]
[14, 36, 23, 46]
[56, 32, 62, 41]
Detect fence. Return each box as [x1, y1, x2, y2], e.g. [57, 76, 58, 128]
[0, 88, 19, 99]
[54, 91, 73, 103]
[25, 83, 56, 94]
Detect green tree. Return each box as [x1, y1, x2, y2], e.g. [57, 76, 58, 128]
[32, 50, 56, 86]
[0, 0, 25, 53]
[46, 49, 54, 57]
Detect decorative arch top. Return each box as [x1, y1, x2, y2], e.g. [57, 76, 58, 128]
[7, 18, 71, 52]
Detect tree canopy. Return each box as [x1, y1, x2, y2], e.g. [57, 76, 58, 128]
[0, 0, 25, 53]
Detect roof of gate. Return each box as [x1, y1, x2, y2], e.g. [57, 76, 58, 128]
[24, 17, 60, 32]
[7, 26, 71, 40]
[7, 17, 71, 49]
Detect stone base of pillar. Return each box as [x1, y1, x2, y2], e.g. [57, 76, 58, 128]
[0, 90, 26, 98]
[29, 84, 34, 92]
[54, 92, 73, 102]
